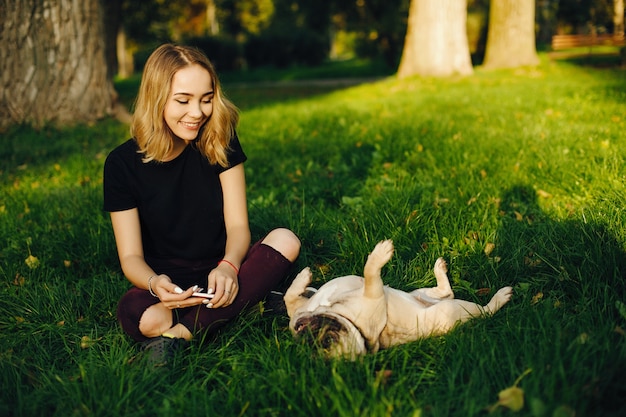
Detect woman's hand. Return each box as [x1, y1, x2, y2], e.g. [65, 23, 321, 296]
[206, 263, 239, 308]
[152, 274, 205, 309]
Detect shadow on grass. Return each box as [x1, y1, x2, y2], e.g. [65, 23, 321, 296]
[547, 45, 625, 68]
[0, 119, 128, 176]
[492, 184, 626, 414]
[223, 77, 386, 111]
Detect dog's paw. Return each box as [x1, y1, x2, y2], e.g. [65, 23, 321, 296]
[369, 240, 394, 266]
[293, 267, 313, 287]
[495, 286, 513, 301]
[488, 286, 513, 312]
[434, 257, 448, 273]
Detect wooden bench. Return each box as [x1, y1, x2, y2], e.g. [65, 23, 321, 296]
[551, 34, 625, 50]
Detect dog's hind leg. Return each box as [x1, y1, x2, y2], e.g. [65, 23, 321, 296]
[433, 286, 513, 332]
[410, 258, 454, 304]
[284, 267, 314, 317]
[484, 286, 513, 314]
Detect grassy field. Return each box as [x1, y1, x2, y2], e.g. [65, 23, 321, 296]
[1, 57, 626, 416]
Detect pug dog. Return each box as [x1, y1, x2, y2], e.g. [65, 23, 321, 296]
[284, 240, 512, 359]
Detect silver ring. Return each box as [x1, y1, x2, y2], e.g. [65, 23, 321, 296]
[177, 303, 181, 308]
[225, 290, 231, 294]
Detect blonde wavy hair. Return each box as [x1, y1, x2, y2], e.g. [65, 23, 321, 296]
[131, 44, 239, 167]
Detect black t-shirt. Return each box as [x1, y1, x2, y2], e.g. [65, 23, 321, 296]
[103, 136, 247, 267]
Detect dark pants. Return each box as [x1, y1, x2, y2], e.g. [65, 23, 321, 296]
[117, 240, 293, 342]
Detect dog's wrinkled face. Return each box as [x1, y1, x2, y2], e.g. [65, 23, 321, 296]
[284, 271, 387, 359]
[293, 313, 367, 359]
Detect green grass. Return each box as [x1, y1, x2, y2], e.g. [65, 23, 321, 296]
[2, 57, 626, 416]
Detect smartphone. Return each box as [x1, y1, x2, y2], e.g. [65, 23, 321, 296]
[192, 292, 214, 299]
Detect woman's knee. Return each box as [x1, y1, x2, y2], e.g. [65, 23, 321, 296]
[262, 228, 301, 262]
[137, 303, 173, 338]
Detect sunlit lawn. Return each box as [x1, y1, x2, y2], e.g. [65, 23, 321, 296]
[1, 57, 625, 416]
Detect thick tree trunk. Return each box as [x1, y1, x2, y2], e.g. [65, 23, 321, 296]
[483, 0, 540, 69]
[397, 0, 473, 78]
[0, 0, 115, 130]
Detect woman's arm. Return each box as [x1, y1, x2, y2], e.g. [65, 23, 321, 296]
[110, 209, 198, 305]
[221, 163, 251, 269]
[110, 208, 152, 288]
[207, 163, 251, 307]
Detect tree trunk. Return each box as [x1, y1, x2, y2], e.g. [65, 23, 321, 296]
[483, 0, 540, 69]
[615, 0, 624, 38]
[206, 0, 219, 35]
[397, 0, 473, 78]
[0, 0, 115, 130]
[116, 29, 135, 79]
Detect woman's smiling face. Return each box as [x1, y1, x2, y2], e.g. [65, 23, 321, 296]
[163, 64, 214, 142]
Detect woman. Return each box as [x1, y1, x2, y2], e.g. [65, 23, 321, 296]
[103, 44, 300, 363]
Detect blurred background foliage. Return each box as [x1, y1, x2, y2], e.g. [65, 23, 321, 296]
[114, 0, 621, 76]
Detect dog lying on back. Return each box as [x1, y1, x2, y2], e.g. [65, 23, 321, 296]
[284, 240, 512, 359]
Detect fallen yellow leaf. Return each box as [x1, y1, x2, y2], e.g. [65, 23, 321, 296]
[487, 368, 532, 413]
[316, 264, 331, 275]
[536, 189, 551, 198]
[80, 336, 98, 349]
[13, 274, 25, 286]
[497, 386, 525, 412]
[531, 292, 543, 305]
[25, 255, 40, 269]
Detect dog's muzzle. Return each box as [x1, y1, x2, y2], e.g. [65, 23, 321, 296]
[293, 314, 367, 357]
[294, 315, 345, 346]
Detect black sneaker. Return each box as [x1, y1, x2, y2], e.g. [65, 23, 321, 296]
[140, 335, 188, 366]
[264, 290, 287, 315]
[264, 288, 317, 316]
